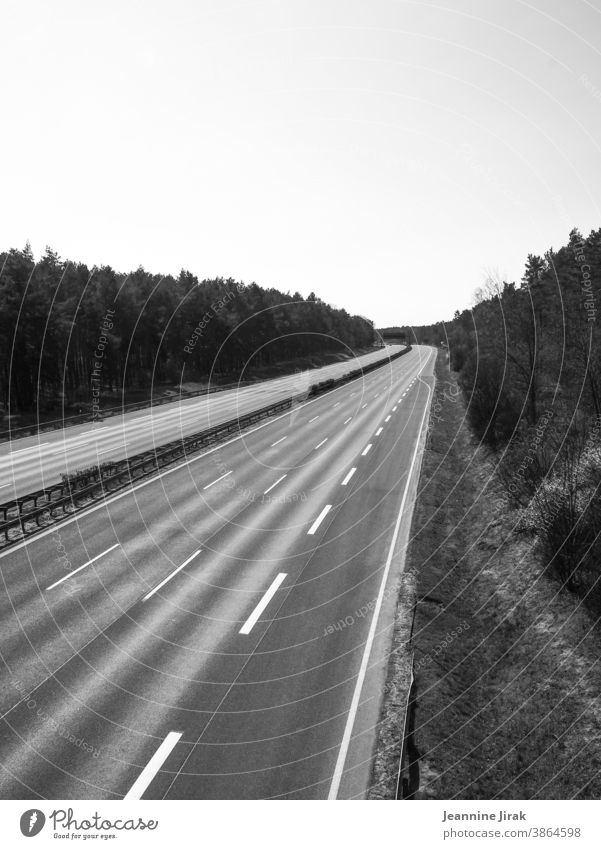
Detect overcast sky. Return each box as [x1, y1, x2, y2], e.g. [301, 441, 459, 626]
[3, 0, 601, 326]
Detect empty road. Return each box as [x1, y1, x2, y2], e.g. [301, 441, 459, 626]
[0, 346, 405, 501]
[0, 345, 434, 799]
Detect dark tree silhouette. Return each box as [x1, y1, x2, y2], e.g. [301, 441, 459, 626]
[0, 246, 376, 416]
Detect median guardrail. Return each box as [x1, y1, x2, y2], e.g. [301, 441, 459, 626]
[0, 345, 411, 548]
[0, 347, 401, 442]
[308, 346, 410, 397]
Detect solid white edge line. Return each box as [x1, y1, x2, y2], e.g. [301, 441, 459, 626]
[239, 572, 287, 635]
[124, 731, 182, 800]
[142, 549, 202, 602]
[361, 444, 372, 456]
[0, 347, 420, 561]
[45, 544, 120, 591]
[307, 503, 332, 535]
[327, 350, 432, 800]
[341, 468, 356, 486]
[203, 470, 232, 490]
[314, 438, 328, 450]
[264, 474, 287, 495]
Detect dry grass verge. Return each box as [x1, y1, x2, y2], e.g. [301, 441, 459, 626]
[369, 351, 601, 799]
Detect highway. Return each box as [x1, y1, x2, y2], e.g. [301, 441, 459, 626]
[0, 344, 434, 800]
[0, 345, 405, 501]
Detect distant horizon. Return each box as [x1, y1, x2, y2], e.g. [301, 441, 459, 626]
[5, 238, 456, 328]
[6, 226, 590, 331]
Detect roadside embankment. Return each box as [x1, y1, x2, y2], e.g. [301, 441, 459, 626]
[370, 350, 601, 799]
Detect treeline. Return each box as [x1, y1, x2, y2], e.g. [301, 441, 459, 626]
[377, 325, 406, 340]
[0, 245, 375, 415]
[399, 322, 444, 346]
[411, 227, 601, 607]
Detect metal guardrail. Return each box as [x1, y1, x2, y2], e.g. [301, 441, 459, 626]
[395, 507, 420, 800]
[0, 398, 292, 545]
[0, 346, 398, 442]
[309, 346, 409, 396]
[0, 345, 412, 547]
[396, 667, 420, 799]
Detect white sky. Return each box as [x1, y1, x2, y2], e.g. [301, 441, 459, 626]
[2, 0, 601, 325]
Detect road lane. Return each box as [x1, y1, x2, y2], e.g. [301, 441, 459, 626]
[0, 345, 410, 500]
[0, 345, 434, 799]
[0, 349, 427, 709]
[0, 350, 429, 666]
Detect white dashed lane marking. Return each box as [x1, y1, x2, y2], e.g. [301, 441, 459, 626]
[143, 549, 202, 602]
[203, 471, 232, 490]
[239, 572, 288, 635]
[124, 732, 182, 800]
[264, 475, 287, 494]
[46, 544, 120, 592]
[307, 504, 332, 535]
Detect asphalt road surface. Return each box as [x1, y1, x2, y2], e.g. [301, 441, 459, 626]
[0, 344, 435, 799]
[0, 346, 405, 501]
